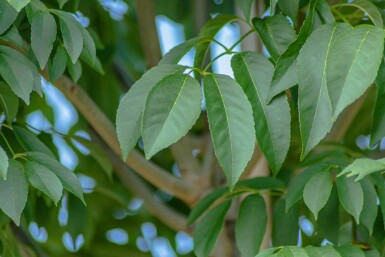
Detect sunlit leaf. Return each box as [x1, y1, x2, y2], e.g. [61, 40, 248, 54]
[142, 72, 201, 159]
[232, 52, 290, 174]
[31, 11, 57, 69]
[337, 175, 364, 223]
[0, 160, 28, 225]
[203, 74, 255, 189]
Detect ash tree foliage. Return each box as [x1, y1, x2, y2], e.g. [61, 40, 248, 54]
[2, 0, 385, 256]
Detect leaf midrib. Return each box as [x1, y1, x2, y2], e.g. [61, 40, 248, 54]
[239, 54, 276, 166]
[211, 75, 235, 182]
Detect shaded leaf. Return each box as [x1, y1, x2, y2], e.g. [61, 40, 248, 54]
[13, 126, 55, 158]
[31, 11, 57, 69]
[359, 178, 378, 234]
[0, 1, 18, 35]
[0, 82, 19, 123]
[237, 177, 285, 190]
[49, 45, 68, 81]
[0, 146, 8, 180]
[370, 60, 385, 145]
[142, 72, 201, 159]
[55, 10, 83, 63]
[194, 200, 231, 257]
[0, 160, 28, 225]
[252, 15, 296, 61]
[371, 174, 385, 229]
[203, 74, 255, 190]
[286, 164, 329, 211]
[0, 53, 33, 104]
[337, 175, 364, 223]
[303, 171, 333, 219]
[188, 187, 228, 224]
[116, 65, 185, 160]
[67, 58, 82, 83]
[232, 52, 290, 174]
[27, 152, 84, 203]
[317, 186, 339, 244]
[25, 161, 63, 205]
[57, 0, 68, 8]
[273, 199, 299, 246]
[277, 0, 299, 25]
[336, 245, 365, 257]
[236, 194, 266, 257]
[268, 0, 318, 101]
[316, 0, 335, 24]
[160, 37, 200, 65]
[0, 25, 24, 49]
[336, 0, 383, 27]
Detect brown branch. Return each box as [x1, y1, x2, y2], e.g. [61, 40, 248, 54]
[52, 75, 198, 204]
[136, 0, 162, 68]
[95, 133, 189, 231]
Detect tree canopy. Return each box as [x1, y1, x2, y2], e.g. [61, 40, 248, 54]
[1, 0, 385, 257]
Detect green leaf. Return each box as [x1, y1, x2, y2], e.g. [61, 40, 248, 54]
[286, 164, 329, 211]
[280, 247, 308, 257]
[255, 248, 277, 257]
[268, 0, 318, 101]
[71, 135, 113, 179]
[116, 65, 185, 160]
[13, 126, 55, 159]
[0, 146, 9, 180]
[0, 45, 41, 96]
[188, 187, 227, 224]
[55, 10, 83, 63]
[252, 15, 296, 62]
[203, 74, 255, 190]
[335, 0, 383, 27]
[160, 37, 201, 65]
[277, 0, 299, 25]
[235, 0, 254, 21]
[194, 15, 240, 73]
[142, 72, 202, 159]
[26, 152, 84, 203]
[273, 199, 299, 246]
[67, 194, 88, 239]
[194, 200, 231, 257]
[236, 194, 266, 257]
[359, 178, 377, 234]
[7, 0, 30, 12]
[49, 45, 68, 81]
[237, 177, 285, 190]
[303, 171, 333, 219]
[57, 0, 68, 8]
[327, 26, 384, 120]
[372, 174, 385, 230]
[339, 158, 385, 181]
[371, 60, 385, 145]
[31, 11, 57, 69]
[270, 0, 278, 14]
[0, 53, 33, 104]
[315, 0, 335, 24]
[25, 161, 63, 205]
[0, 160, 28, 225]
[336, 245, 365, 257]
[67, 58, 82, 83]
[336, 175, 364, 223]
[232, 52, 290, 174]
[317, 186, 339, 244]
[305, 245, 341, 257]
[76, 24, 96, 66]
[0, 1, 18, 35]
[0, 82, 19, 123]
[0, 25, 24, 49]
[298, 23, 350, 157]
